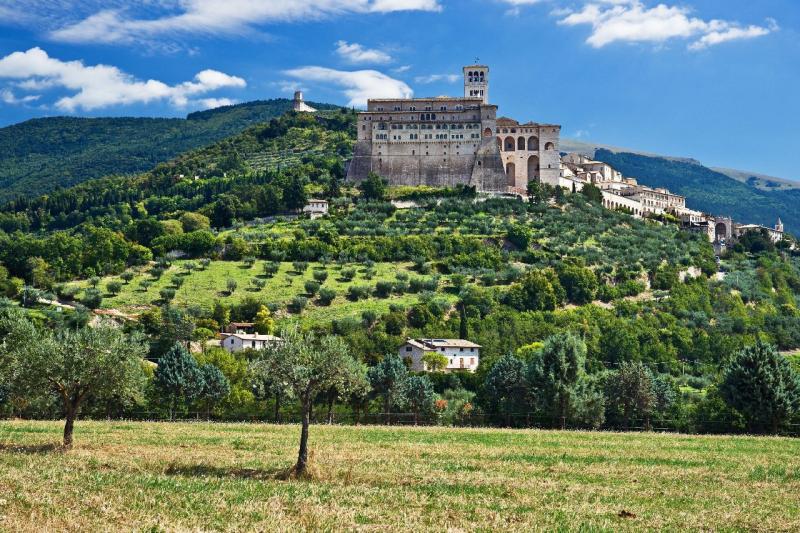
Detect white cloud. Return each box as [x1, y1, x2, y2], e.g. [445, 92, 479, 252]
[414, 73, 460, 84]
[284, 66, 412, 107]
[393, 65, 412, 73]
[335, 41, 392, 64]
[0, 47, 246, 111]
[0, 89, 41, 105]
[49, 0, 442, 45]
[558, 1, 776, 50]
[195, 97, 238, 109]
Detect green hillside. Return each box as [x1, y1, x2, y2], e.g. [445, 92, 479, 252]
[0, 99, 338, 202]
[594, 149, 799, 234]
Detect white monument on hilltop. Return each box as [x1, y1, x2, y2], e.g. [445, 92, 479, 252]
[293, 91, 317, 113]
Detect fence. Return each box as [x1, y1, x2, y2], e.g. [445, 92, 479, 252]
[10, 410, 799, 438]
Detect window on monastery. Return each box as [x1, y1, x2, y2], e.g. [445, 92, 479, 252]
[410, 106, 416, 111]
[440, 106, 447, 111]
[394, 106, 400, 111]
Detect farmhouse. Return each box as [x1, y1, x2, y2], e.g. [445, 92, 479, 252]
[303, 199, 329, 218]
[400, 338, 481, 372]
[221, 333, 282, 353]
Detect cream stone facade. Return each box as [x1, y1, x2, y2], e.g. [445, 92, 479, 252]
[495, 118, 561, 191]
[346, 65, 560, 192]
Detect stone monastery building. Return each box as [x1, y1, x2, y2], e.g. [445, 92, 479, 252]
[347, 65, 561, 192]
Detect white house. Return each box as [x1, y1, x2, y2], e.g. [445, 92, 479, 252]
[220, 333, 282, 353]
[399, 338, 481, 373]
[302, 199, 329, 218]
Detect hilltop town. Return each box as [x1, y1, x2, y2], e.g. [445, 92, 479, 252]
[344, 64, 787, 247]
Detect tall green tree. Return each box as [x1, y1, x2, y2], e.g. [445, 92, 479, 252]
[719, 341, 800, 434]
[402, 375, 437, 425]
[256, 326, 360, 476]
[605, 361, 656, 429]
[368, 353, 408, 423]
[198, 364, 231, 418]
[527, 333, 588, 429]
[154, 343, 205, 419]
[5, 320, 147, 447]
[359, 172, 387, 201]
[483, 354, 528, 426]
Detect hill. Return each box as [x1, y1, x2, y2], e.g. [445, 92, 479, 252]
[2, 420, 799, 531]
[0, 99, 338, 202]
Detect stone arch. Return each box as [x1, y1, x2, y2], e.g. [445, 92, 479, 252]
[527, 155, 540, 181]
[483, 127, 493, 137]
[715, 222, 728, 242]
[527, 136, 539, 151]
[506, 162, 516, 185]
[504, 136, 515, 151]
[496, 137, 503, 149]
[544, 142, 555, 151]
[517, 137, 526, 150]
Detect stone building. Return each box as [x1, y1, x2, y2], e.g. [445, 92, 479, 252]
[496, 118, 561, 190]
[346, 65, 560, 193]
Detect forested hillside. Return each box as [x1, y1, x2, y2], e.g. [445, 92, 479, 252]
[594, 149, 800, 234]
[1, 107, 800, 437]
[0, 99, 338, 201]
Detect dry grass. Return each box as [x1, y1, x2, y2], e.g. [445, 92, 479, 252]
[1, 420, 799, 531]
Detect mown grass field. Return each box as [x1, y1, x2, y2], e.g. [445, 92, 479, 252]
[1, 421, 799, 531]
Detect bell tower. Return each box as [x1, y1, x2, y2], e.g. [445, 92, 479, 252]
[464, 65, 489, 104]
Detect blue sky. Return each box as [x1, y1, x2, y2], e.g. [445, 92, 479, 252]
[0, 0, 798, 180]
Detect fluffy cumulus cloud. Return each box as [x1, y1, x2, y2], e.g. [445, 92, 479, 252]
[335, 41, 392, 64]
[0, 48, 246, 111]
[47, 0, 442, 45]
[284, 67, 412, 107]
[557, 0, 777, 50]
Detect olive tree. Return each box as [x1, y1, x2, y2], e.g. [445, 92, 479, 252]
[5, 319, 147, 448]
[256, 326, 361, 476]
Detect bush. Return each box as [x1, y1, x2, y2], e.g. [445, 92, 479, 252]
[347, 285, 370, 301]
[292, 261, 309, 274]
[304, 280, 321, 296]
[318, 288, 337, 305]
[362, 310, 379, 328]
[340, 267, 356, 281]
[375, 280, 394, 298]
[160, 288, 176, 302]
[106, 280, 123, 295]
[288, 296, 308, 313]
[82, 288, 103, 309]
[313, 269, 329, 283]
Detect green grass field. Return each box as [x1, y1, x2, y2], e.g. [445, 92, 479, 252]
[1, 420, 799, 531]
[66, 260, 452, 325]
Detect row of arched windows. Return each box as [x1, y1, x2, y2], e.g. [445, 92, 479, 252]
[497, 136, 555, 152]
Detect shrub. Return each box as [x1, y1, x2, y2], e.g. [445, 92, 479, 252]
[347, 285, 370, 301]
[361, 310, 379, 328]
[199, 258, 212, 270]
[288, 296, 308, 313]
[120, 271, 135, 284]
[106, 280, 123, 295]
[172, 276, 186, 288]
[251, 278, 266, 290]
[263, 262, 280, 277]
[304, 280, 321, 296]
[226, 279, 238, 294]
[82, 288, 103, 309]
[292, 261, 309, 274]
[340, 267, 356, 281]
[313, 269, 329, 283]
[318, 288, 337, 305]
[160, 288, 176, 302]
[375, 280, 394, 298]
